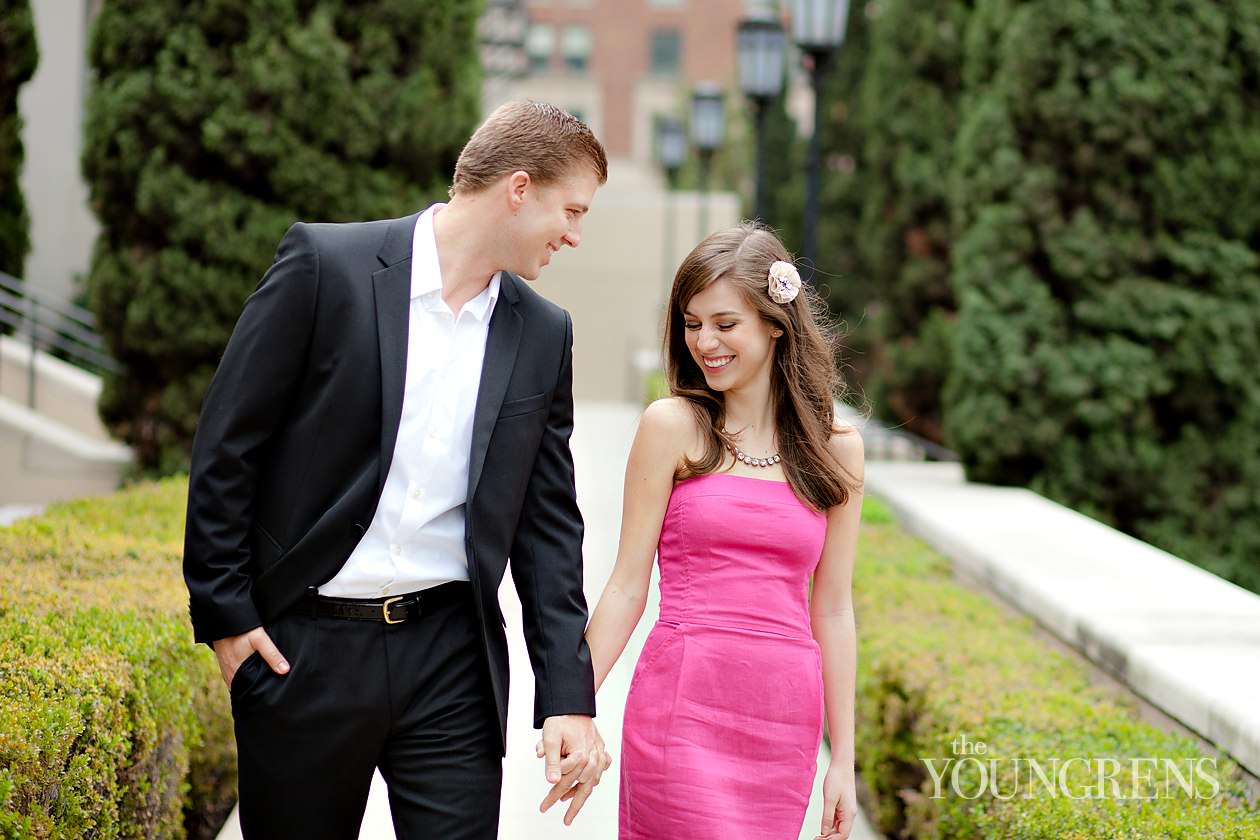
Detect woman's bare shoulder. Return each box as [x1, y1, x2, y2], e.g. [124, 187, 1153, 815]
[638, 397, 706, 459]
[827, 420, 865, 473]
[642, 397, 698, 433]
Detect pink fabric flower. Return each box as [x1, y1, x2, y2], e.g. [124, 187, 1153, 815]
[768, 260, 802, 304]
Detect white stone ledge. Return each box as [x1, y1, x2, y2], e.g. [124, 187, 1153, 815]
[865, 460, 1260, 779]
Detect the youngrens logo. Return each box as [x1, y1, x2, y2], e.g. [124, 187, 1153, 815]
[921, 734, 1220, 801]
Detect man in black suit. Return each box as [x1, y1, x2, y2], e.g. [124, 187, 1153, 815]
[184, 101, 610, 838]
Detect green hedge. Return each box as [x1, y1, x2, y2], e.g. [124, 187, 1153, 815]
[0, 478, 233, 839]
[855, 497, 1260, 838]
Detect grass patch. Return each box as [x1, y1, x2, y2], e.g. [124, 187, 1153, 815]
[853, 496, 1260, 838]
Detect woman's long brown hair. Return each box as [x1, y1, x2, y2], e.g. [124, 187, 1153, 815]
[664, 222, 860, 511]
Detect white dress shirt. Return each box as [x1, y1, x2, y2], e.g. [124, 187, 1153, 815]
[320, 204, 501, 597]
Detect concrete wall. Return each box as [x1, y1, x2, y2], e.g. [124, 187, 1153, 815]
[1, 335, 110, 441]
[0, 336, 131, 504]
[0, 396, 130, 505]
[18, 0, 101, 305]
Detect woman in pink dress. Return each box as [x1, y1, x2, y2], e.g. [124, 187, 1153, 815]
[584, 223, 863, 839]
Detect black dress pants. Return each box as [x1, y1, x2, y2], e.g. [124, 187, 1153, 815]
[230, 585, 502, 839]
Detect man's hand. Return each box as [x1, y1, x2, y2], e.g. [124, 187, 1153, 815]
[536, 714, 612, 825]
[212, 626, 290, 688]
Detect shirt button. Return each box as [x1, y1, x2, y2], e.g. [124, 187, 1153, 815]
[389, 543, 401, 556]
[410, 488, 422, 499]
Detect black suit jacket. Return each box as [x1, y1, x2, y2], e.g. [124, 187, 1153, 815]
[183, 213, 596, 749]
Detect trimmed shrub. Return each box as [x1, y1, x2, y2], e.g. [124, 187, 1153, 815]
[857, 0, 969, 444]
[0, 478, 233, 839]
[81, 0, 483, 474]
[0, 0, 38, 278]
[944, 0, 1260, 592]
[855, 497, 1260, 837]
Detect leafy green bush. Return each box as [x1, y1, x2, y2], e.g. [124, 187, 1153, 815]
[0, 478, 232, 839]
[0, 0, 38, 278]
[944, 0, 1260, 592]
[81, 0, 483, 473]
[854, 497, 1260, 837]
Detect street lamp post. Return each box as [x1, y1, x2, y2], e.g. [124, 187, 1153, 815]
[655, 115, 687, 305]
[689, 82, 725, 239]
[790, 0, 849, 285]
[737, 12, 786, 223]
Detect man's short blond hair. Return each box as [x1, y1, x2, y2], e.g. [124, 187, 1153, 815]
[450, 101, 608, 197]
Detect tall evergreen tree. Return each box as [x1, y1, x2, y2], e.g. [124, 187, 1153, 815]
[800, 0, 878, 392]
[82, 0, 483, 473]
[0, 0, 38, 279]
[947, 0, 1260, 590]
[857, 0, 970, 443]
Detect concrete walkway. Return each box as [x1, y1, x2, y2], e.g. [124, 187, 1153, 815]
[216, 401, 880, 838]
[0, 504, 42, 526]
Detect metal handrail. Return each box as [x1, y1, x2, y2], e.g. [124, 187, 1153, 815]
[864, 425, 959, 462]
[0, 271, 118, 410]
[838, 402, 959, 463]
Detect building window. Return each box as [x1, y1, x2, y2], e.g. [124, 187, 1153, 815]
[562, 24, 592, 75]
[526, 23, 555, 75]
[650, 29, 682, 78]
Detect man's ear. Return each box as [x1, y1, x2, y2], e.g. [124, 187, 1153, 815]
[507, 170, 532, 211]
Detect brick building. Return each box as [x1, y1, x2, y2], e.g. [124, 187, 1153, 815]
[482, 0, 758, 167]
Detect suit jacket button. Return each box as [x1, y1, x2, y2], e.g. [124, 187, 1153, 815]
[352, 523, 366, 537]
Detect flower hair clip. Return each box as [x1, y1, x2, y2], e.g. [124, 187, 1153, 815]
[767, 260, 802, 304]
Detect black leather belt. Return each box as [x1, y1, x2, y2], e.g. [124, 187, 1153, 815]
[301, 581, 470, 624]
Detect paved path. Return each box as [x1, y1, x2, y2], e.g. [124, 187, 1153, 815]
[0, 504, 42, 525]
[216, 401, 880, 839]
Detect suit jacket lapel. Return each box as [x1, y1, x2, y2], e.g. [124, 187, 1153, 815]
[468, 272, 523, 501]
[372, 214, 420, 497]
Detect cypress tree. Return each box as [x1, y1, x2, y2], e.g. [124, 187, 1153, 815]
[857, 0, 970, 443]
[805, 0, 878, 390]
[0, 0, 38, 278]
[947, 0, 1260, 590]
[82, 0, 483, 473]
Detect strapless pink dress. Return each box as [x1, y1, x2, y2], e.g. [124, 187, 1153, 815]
[619, 473, 827, 840]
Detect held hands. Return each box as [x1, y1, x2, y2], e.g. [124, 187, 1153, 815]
[211, 626, 289, 688]
[536, 714, 613, 825]
[816, 759, 858, 840]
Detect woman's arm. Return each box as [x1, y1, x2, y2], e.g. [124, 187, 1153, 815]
[585, 398, 690, 692]
[812, 427, 864, 838]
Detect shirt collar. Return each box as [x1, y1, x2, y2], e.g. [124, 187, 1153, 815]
[410, 203, 501, 322]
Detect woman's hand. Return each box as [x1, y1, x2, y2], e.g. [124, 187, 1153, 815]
[816, 759, 858, 840]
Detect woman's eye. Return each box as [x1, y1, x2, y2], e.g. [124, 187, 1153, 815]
[684, 322, 700, 331]
[717, 323, 735, 331]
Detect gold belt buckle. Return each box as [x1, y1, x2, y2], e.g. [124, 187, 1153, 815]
[382, 596, 405, 625]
